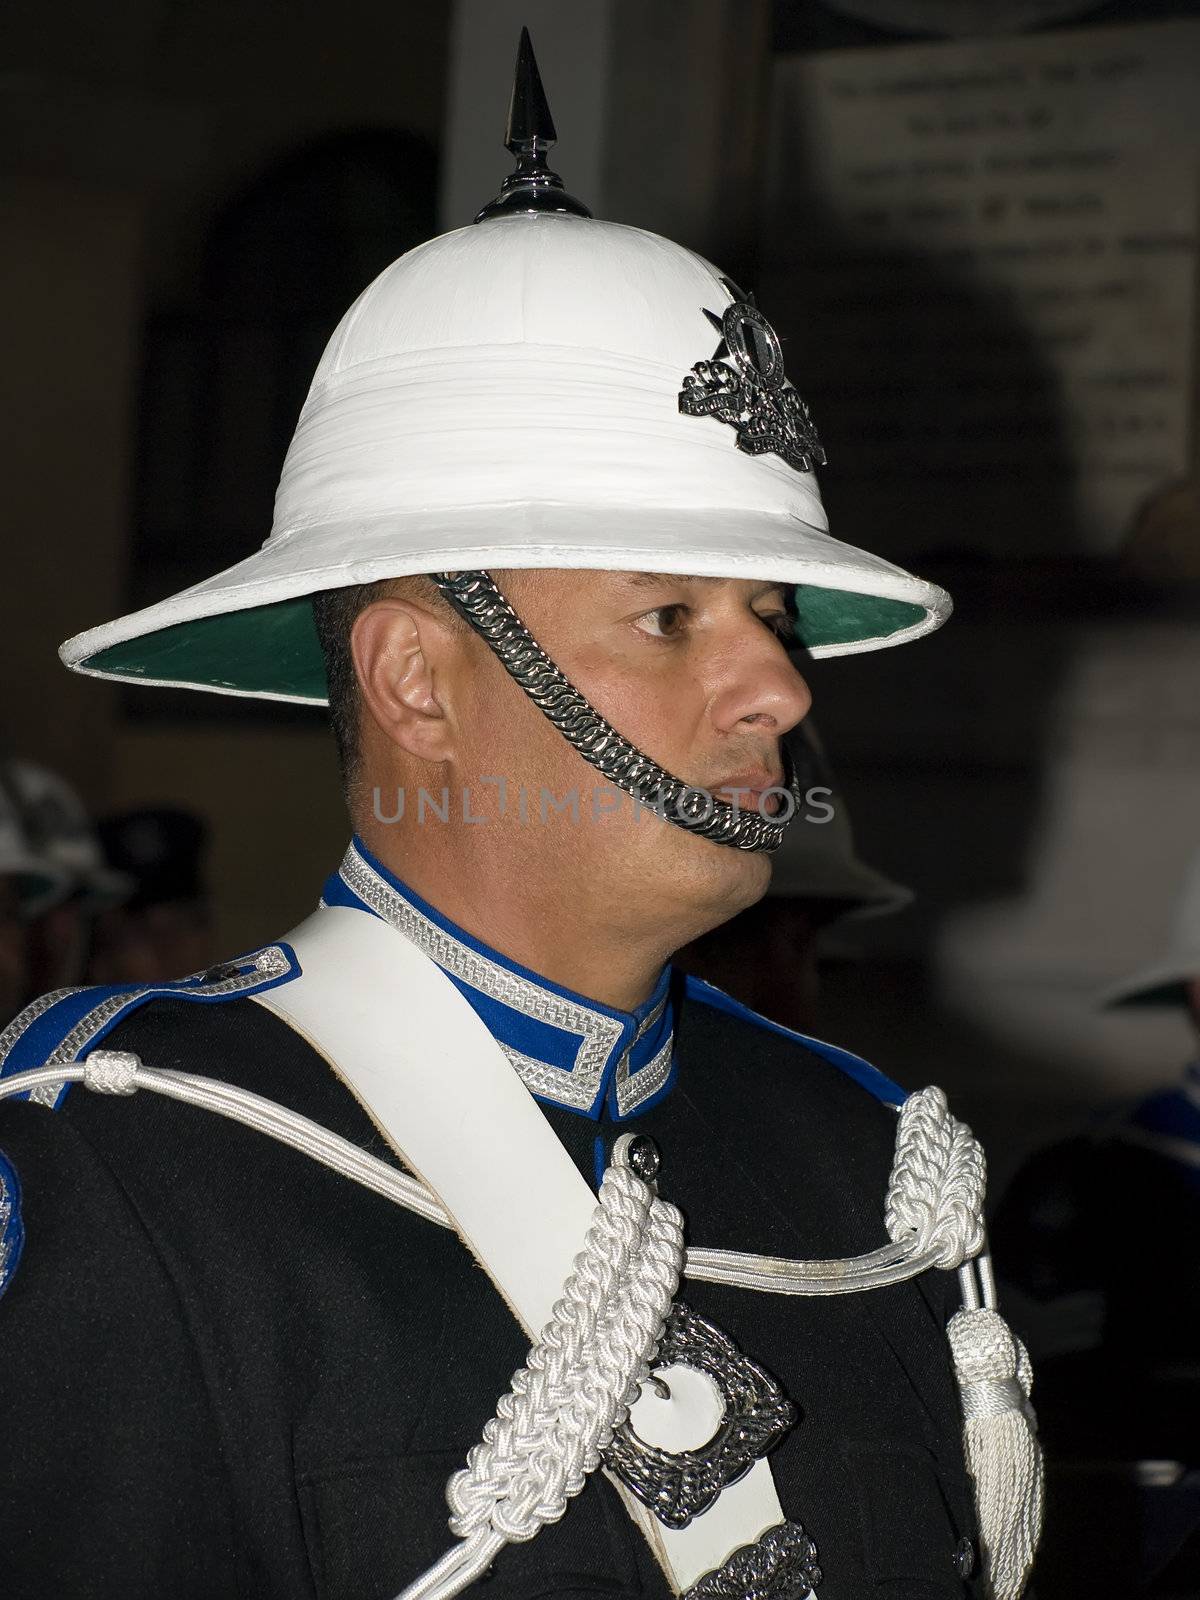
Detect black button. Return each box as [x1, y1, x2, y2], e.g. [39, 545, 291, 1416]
[953, 1535, 977, 1579]
[625, 1135, 661, 1181]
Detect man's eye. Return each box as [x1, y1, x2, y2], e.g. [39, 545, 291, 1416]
[760, 610, 797, 643]
[635, 604, 690, 639]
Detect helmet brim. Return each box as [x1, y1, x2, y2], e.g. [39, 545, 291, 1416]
[61, 505, 950, 705]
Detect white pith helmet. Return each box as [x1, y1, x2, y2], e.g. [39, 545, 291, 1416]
[1100, 846, 1200, 1009]
[59, 35, 951, 706]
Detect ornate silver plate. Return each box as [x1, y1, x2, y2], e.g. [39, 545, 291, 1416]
[604, 1302, 796, 1528]
[684, 1520, 822, 1599]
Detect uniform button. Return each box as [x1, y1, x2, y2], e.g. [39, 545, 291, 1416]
[624, 1135, 661, 1181]
[952, 1535, 976, 1579]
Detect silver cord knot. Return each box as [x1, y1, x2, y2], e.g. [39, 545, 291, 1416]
[82, 1051, 141, 1096]
[885, 1086, 985, 1270]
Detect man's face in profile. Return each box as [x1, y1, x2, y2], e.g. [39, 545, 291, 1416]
[427, 567, 814, 943]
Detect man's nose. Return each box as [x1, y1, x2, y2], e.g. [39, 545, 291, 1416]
[711, 629, 812, 739]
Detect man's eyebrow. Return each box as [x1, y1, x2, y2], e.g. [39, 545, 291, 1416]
[621, 571, 791, 599]
[622, 571, 718, 589]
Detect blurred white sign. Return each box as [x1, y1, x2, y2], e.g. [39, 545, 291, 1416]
[764, 20, 1200, 556]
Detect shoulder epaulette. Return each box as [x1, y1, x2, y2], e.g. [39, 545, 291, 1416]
[683, 974, 906, 1109]
[0, 944, 299, 1111]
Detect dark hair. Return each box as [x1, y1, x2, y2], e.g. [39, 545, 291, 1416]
[310, 580, 394, 785]
[310, 576, 469, 788]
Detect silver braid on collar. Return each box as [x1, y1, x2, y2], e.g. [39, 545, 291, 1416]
[430, 570, 803, 853]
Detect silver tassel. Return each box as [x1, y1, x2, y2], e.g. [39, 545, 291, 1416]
[947, 1303, 1044, 1600]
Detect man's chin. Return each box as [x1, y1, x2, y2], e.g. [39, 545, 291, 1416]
[671, 829, 773, 927]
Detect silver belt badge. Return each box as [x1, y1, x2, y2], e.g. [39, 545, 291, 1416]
[604, 1301, 797, 1529]
[684, 1521, 823, 1600]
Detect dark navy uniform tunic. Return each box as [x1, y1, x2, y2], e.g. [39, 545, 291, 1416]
[0, 844, 982, 1600]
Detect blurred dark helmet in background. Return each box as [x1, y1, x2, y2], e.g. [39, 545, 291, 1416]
[674, 723, 911, 1032]
[90, 808, 214, 986]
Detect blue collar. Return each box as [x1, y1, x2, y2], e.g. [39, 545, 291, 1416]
[322, 839, 677, 1121]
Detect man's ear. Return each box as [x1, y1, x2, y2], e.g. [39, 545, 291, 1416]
[351, 599, 459, 762]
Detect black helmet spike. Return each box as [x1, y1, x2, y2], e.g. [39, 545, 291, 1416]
[475, 28, 592, 222]
[508, 23, 557, 148]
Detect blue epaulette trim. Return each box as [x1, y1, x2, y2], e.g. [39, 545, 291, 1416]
[1125, 1083, 1200, 1148]
[0, 944, 300, 1111]
[683, 974, 906, 1109]
[0, 1148, 24, 1302]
